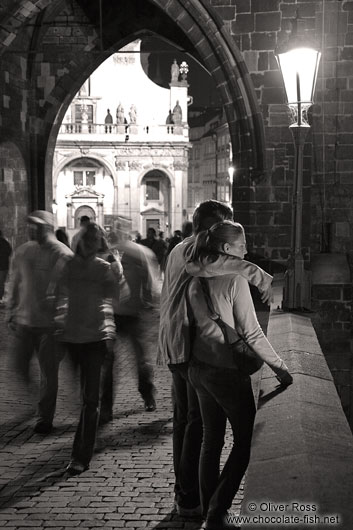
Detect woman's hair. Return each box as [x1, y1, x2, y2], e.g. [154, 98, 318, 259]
[189, 220, 244, 262]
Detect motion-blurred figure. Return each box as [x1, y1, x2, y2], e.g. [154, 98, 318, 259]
[6, 210, 73, 434]
[141, 227, 167, 278]
[0, 229, 12, 304]
[100, 230, 158, 422]
[71, 215, 90, 252]
[55, 227, 70, 248]
[182, 221, 193, 239]
[55, 222, 116, 474]
[166, 230, 183, 257]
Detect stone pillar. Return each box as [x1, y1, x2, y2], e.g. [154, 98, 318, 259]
[114, 185, 119, 215]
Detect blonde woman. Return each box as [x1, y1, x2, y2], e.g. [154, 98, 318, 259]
[186, 221, 292, 530]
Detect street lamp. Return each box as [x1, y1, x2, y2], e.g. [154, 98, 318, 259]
[275, 34, 321, 310]
[180, 61, 189, 81]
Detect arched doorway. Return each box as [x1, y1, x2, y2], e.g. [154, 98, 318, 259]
[74, 205, 96, 228]
[141, 170, 171, 235]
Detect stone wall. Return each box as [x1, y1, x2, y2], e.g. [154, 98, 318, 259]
[242, 311, 353, 528]
[1, 0, 353, 259]
[208, 0, 353, 264]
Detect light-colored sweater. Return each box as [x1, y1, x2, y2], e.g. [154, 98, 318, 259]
[7, 236, 73, 328]
[157, 236, 273, 365]
[188, 274, 287, 373]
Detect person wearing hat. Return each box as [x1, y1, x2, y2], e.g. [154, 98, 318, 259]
[6, 210, 73, 434]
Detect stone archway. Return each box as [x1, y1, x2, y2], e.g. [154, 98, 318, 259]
[141, 170, 171, 236]
[74, 205, 96, 228]
[42, 0, 265, 211]
[0, 0, 266, 213]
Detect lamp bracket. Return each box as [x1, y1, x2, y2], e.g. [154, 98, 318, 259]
[288, 103, 311, 127]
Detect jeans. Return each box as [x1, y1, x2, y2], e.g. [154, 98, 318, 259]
[169, 362, 203, 508]
[188, 358, 256, 521]
[10, 325, 64, 424]
[67, 341, 107, 467]
[100, 314, 155, 415]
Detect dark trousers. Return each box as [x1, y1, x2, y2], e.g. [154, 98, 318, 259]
[100, 314, 155, 415]
[169, 362, 203, 509]
[0, 269, 8, 299]
[188, 358, 256, 521]
[67, 341, 107, 467]
[10, 325, 64, 424]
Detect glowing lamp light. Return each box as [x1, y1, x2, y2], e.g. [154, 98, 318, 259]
[180, 61, 189, 80]
[275, 44, 321, 126]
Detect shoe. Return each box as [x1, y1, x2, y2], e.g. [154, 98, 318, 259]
[175, 502, 202, 518]
[66, 461, 89, 475]
[202, 513, 240, 529]
[34, 421, 52, 435]
[144, 397, 156, 412]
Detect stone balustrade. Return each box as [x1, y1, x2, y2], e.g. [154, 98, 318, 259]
[241, 308, 353, 529]
[58, 122, 187, 139]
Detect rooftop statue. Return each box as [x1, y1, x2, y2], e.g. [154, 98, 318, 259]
[171, 59, 180, 83]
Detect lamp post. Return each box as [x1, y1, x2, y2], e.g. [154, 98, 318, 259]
[275, 36, 321, 310]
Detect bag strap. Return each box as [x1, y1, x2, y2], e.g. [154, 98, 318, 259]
[199, 278, 234, 345]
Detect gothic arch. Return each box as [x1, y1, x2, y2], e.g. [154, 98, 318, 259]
[44, 0, 265, 181]
[150, 0, 265, 176]
[1, 0, 266, 207]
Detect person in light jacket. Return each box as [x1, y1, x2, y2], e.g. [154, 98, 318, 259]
[55, 222, 116, 475]
[186, 221, 293, 530]
[158, 200, 274, 517]
[6, 210, 73, 435]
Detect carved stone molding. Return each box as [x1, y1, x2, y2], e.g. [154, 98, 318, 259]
[115, 159, 127, 170]
[128, 160, 142, 171]
[115, 147, 185, 158]
[173, 160, 188, 170]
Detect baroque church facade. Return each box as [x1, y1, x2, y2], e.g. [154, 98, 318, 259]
[53, 40, 190, 239]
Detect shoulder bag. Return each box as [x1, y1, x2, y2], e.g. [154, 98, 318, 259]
[199, 277, 263, 376]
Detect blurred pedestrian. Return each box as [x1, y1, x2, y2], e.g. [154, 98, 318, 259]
[166, 230, 183, 257]
[71, 215, 90, 252]
[141, 227, 167, 278]
[100, 230, 158, 423]
[96, 230, 123, 424]
[6, 210, 73, 434]
[55, 227, 70, 248]
[55, 222, 116, 475]
[182, 221, 193, 239]
[0, 229, 12, 304]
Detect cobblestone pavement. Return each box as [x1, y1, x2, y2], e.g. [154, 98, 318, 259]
[0, 291, 244, 530]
